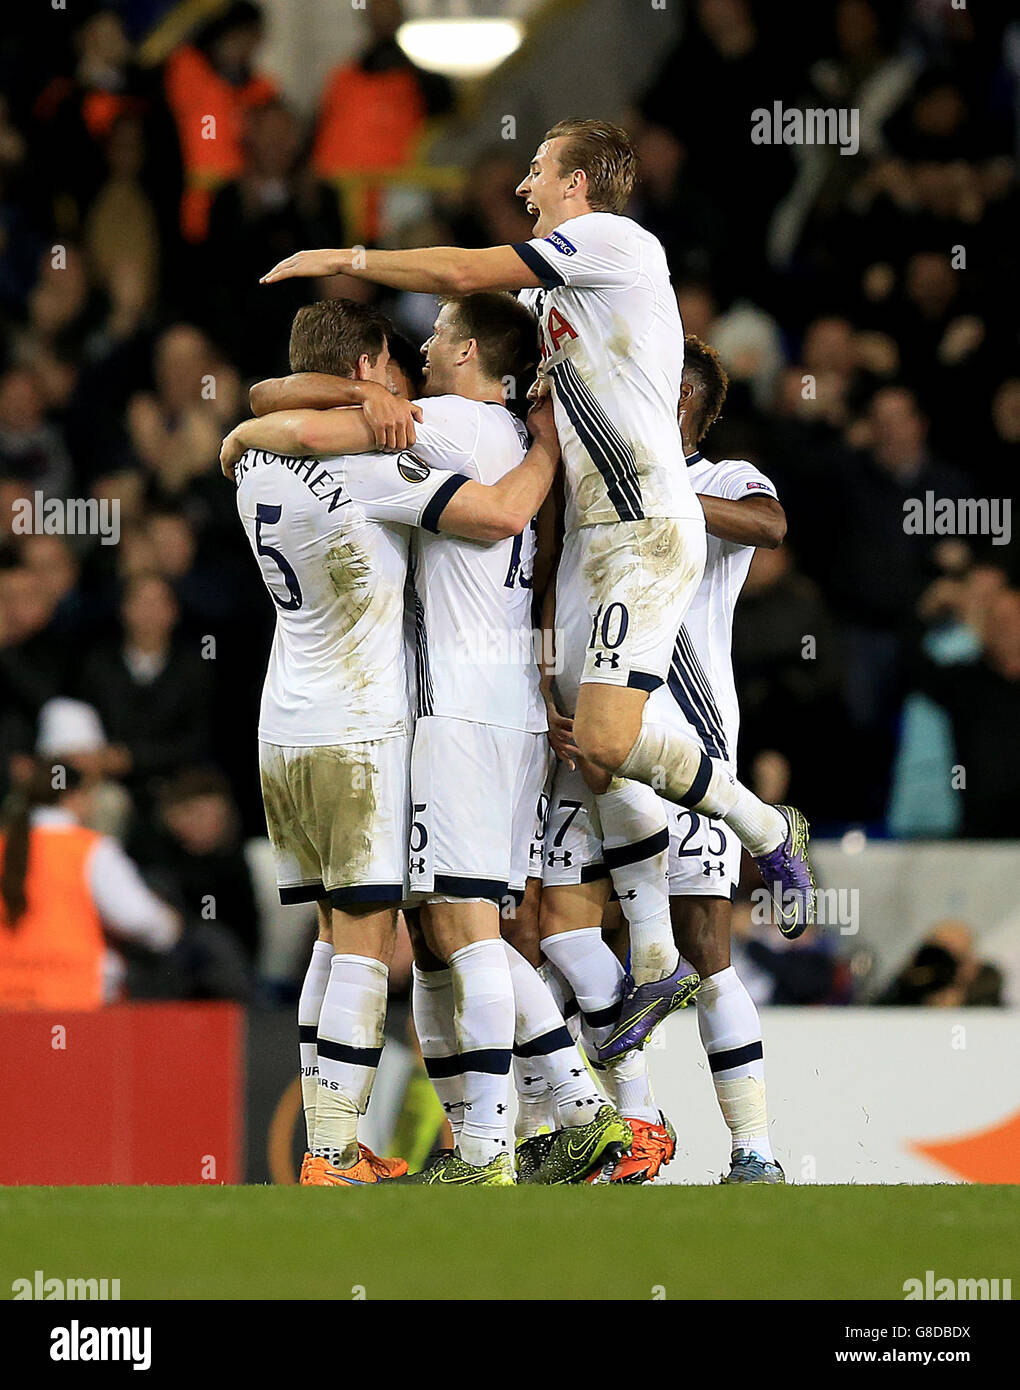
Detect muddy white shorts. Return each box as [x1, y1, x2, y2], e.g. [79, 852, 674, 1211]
[552, 516, 707, 713]
[259, 736, 410, 906]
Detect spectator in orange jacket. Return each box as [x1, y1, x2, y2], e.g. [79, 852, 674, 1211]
[0, 759, 180, 1011]
[164, 1, 278, 242]
[312, 0, 454, 240]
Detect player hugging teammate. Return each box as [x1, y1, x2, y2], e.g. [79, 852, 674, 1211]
[228, 118, 816, 1185]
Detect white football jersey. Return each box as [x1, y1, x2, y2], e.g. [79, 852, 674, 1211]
[644, 452, 779, 766]
[406, 395, 546, 733]
[236, 445, 469, 747]
[516, 212, 701, 533]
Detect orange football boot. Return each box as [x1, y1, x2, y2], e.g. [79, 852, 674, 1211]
[357, 1143, 408, 1179]
[301, 1153, 382, 1186]
[299, 1152, 313, 1184]
[587, 1113, 677, 1184]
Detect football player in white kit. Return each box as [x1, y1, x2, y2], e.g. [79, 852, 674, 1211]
[259, 117, 816, 1064]
[228, 294, 628, 1184]
[228, 299, 561, 1185]
[650, 337, 788, 1183]
[546, 338, 789, 1182]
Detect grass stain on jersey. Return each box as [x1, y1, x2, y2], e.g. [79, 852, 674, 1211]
[324, 539, 374, 636]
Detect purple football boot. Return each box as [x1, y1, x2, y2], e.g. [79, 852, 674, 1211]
[596, 960, 701, 1064]
[753, 804, 816, 939]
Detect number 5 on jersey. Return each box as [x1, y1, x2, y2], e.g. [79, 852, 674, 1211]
[255, 503, 303, 611]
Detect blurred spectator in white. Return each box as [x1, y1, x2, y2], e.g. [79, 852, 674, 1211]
[33, 696, 132, 838]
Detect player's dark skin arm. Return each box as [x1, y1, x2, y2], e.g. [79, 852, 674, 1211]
[530, 472, 564, 605]
[223, 396, 561, 543]
[249, 373, 422, 452]
[698, 493, 787, 549]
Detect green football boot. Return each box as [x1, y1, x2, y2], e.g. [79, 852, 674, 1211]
[393, 1149, 516, 1186]
[517, 1105, 632, 1184]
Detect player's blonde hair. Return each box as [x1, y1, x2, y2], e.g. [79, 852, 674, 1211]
[543, 119, 636, 214]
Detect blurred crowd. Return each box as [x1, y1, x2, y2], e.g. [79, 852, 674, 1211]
[0, 0, 1017, 1000]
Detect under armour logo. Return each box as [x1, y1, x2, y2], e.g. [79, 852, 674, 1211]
[618, 888, 637, 900]
[569, 1068, 584, 1078]
[703, 860, 725, 877]
[547, 850, 573, 866]
[496, 1104, 507, 1115]
[593, 651, 620, 668]
[410, 857, 425, 874]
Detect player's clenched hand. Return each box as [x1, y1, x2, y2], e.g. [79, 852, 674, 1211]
[528, 371, 550, 403]
[220, 427, 246, 480]
[527, 393, 559, 453]
[360, 382, 424, 451]
[260, 249, 348, 284]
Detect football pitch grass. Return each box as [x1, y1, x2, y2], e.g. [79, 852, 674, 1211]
[2, 1185, 1016, 1300]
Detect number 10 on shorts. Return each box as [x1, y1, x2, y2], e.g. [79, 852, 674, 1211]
[588, 602, 629, 672]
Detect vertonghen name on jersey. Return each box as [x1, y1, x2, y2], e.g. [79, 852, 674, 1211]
[234, 450, 350, 512]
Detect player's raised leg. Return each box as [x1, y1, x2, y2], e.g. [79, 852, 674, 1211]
[575, 680, 816, 941]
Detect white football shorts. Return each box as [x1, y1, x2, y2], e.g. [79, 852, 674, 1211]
[664, 800, 740, 899]
[553, 516, 707, 713]
[409, 716, 550, 903]
[259, 735, 410, 906]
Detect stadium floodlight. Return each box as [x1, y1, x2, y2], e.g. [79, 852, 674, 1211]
[397, 17, 524, 79]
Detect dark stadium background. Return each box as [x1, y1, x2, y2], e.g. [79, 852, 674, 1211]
[0, 0, 1018, 1186]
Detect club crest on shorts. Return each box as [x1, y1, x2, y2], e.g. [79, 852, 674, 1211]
[397, 452, 430, 483]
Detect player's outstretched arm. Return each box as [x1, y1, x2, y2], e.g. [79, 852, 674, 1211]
[260, 245, 542, 295]
[250, 374, 422, 451]
[698, 494, 787, 549]
[434, 396, 560, 542]
[220, 406, 382, 479]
